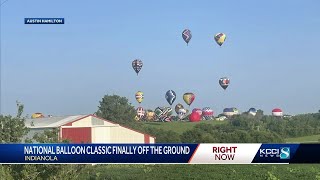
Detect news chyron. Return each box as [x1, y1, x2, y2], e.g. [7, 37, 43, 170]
[25, 18, 64, 24]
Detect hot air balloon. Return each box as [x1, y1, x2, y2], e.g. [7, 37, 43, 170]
[189, 112, 201, 122]
[248, 108, 257, 116]
[178, 108, 187, 120]
[175, 103, 184, 114]
[31, 113, 44, 119]
[223, 108, 239, 117]
[136, 107, 145, 120]
[214, 33, 226, 46]
[202, 107, 214, 120]
[135, 91, 144, 104]
[154, 107, 164, 120]
[163, 107, 173, 117]
[154, 107, 170, 122]
[146, 111, 155, 121]
[132, 59, 143, 75]
[219, 77, 230, 90]
[182, 29, 192, 45]
[183, 93, 195, 106]
[192, 108, 202, 116]
[272, 108, 283, 117]
[165, 90, 177, 106]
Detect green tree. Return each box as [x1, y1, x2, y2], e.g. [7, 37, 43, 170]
[0, 101, 28, 143]
[96, 94, 136, 125]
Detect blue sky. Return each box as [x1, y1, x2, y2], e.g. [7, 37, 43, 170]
[1, 0, 320, 116]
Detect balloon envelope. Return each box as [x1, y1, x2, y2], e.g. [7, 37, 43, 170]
[135, 91, 144, 104]
[175, 103, 184, 114]
[146, 111, 155, 121]
[223, 107, 239, 116]
[182, 29, 192, 45]
[219, 77, 230, 90]
[248, 108, 257, 116]
[183, 93, 195, 106]
[189, 112, 201, 122]
[31, 113, 44, 119]
[192, 108, 202, 116]
[272, 108, 283, 117]
[165, 90, 177, 106]
[132, 59, 143, 75]
[136, 107, 145, 119]
[214, 33, 226, 46]
[178, 108, 188, 120]
[202, 107, 214, 120]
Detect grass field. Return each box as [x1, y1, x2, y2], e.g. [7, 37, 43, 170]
[286, 135, 320, 143]
[79, 121, 320, 179]
[142, 120, 225, 134]
[143, 120, 320, 144]
[81, 164, 320, 180]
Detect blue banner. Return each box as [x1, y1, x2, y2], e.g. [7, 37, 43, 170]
[1, 144, 320, 164]
[24, 18, 64, 24]
[0, 144, 197, 163]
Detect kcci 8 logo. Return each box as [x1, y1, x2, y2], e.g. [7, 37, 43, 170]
[259, 147, 290, 159]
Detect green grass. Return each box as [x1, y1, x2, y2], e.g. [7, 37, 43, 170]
[286, 134, 320, 143]
[81, 164, 320, 180]
[142, 120, 226, 134]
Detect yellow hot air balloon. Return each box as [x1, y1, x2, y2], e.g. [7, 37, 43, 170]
[135, 91, 144, 104]
[134, 115, 140, 121]
[214, 33, 226, 46]
[31, 113, 44, 119]
[146, 111, 155, 121]
[183, 93, 195, 106]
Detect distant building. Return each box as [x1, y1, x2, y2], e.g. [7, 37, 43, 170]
[24, 114, 155, 143]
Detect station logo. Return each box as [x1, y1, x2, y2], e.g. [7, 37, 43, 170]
[259, 147, 290, 159]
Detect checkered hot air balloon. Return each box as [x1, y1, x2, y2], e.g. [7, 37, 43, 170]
[202, 107, 214, 120]
[182, 29, 192, 45]
[136, 107, 145, 120]
[219, 77, 230, 90]
[132, 59, 143, 75]
[214, 33, 226, 46]
[165, 90, 176, 106]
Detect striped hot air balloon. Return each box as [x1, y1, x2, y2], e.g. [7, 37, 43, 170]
[135, 91, 144, 104]
[272, 108, 283, 117]
[223, 108, 239, 117]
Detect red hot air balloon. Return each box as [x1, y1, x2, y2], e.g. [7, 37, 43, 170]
[272, 108, 283, 117]
[189, 112, 201, 122]
[192, 108, 202, 116]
